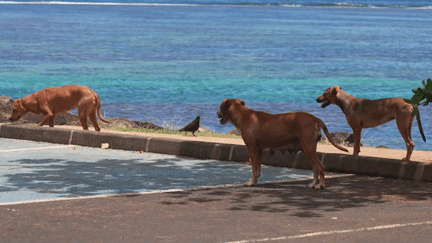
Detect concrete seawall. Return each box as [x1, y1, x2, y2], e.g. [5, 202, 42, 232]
[1, 124, 431, 182]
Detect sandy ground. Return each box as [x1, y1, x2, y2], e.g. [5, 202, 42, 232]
[53, 125, 432, 163]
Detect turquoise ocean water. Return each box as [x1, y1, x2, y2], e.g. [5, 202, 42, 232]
[1, 0, 431, 150]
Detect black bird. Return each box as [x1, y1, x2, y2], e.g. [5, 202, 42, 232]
[179, 115, 200, 136]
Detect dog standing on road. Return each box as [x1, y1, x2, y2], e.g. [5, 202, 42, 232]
[217, 99, 348, 190]
[316, 86, 426, 161]
[9, 85, 109, 131]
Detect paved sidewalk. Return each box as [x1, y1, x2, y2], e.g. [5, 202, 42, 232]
[0, 138, 315, 205]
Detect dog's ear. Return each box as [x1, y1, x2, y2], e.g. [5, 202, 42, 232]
[18, 99, 26, 111]
[23, 99, 38, 113]
[220, 99, 230, 112]
[11, 99, 28, 117]
[331, 87, 338, 96]
[13, 99, 25, 113]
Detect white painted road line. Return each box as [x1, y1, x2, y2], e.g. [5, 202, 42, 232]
[0, 145, 75, 153]
[223, 221, 432, 243]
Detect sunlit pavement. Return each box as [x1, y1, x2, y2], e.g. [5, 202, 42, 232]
[0, 138, 315, 205]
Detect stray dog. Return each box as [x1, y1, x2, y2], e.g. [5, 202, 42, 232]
[316, 86, 426, 160]
[217, 99, 348, 189]
[9, 85, 109, 131]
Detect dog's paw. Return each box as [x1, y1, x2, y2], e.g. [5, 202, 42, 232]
[314, 184, 324, 190]
[243, 179, 257, 187]
[308, 181, 324, 190]
[307, 181, 317, 189]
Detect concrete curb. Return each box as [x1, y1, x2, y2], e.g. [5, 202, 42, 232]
[1, 124, 431, 182]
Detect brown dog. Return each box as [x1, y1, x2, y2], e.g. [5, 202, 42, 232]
[316, 86, 426, 160]
[217, 99, 348, 190]
[9, 85, 109, 131]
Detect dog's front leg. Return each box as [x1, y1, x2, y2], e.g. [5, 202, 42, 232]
[39, 112, 55, 127]
[352, 127, 362, 156]
[244, 147, 262, 186]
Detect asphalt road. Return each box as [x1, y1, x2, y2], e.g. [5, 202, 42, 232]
[1, 138, 432, 242]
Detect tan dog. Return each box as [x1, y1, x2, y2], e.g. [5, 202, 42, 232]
[217, 99, 348, 190]
[316, 86, 426, 160]
[9, 85, 109, 131]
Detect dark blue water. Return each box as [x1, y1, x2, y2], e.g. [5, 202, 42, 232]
[1, 1, 431, 150]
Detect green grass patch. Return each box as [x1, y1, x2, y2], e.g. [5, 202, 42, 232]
[108, 126, 241, 139]
[0, 112, 10, 121]
[318, 139, 330, 145]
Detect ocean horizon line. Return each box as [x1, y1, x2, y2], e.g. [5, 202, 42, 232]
[1, 0, 432, 9]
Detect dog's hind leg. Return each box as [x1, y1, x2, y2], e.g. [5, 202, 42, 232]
[302, 143, 325, 189]
[306, 155, 325, 190]
[396, 115, 415, 161]
[89, 110, 101, 132]
[78, 115, 89, 130]
[77, 107, 90, 130]
[78, 96, 98, 131]
[244, 147, 262, 187]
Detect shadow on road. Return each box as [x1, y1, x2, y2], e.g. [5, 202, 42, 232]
[0, 154, 310, 199]
[160, 175, 432, 218]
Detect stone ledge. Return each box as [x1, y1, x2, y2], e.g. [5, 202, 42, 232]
[1, 124, 431, 182]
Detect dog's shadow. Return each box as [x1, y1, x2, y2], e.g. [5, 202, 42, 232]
[161, 175, 432, 217]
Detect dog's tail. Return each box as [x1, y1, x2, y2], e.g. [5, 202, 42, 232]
[414, 106, 426, 142]
[95, 94, 110, 123]
[316, 118, 349, 152]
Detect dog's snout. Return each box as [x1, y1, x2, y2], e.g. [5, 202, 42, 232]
[8, 115, 20, 122]
[217, 110, 228, 125]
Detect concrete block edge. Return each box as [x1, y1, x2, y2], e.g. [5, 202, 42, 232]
[0, 124, 430, 182]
